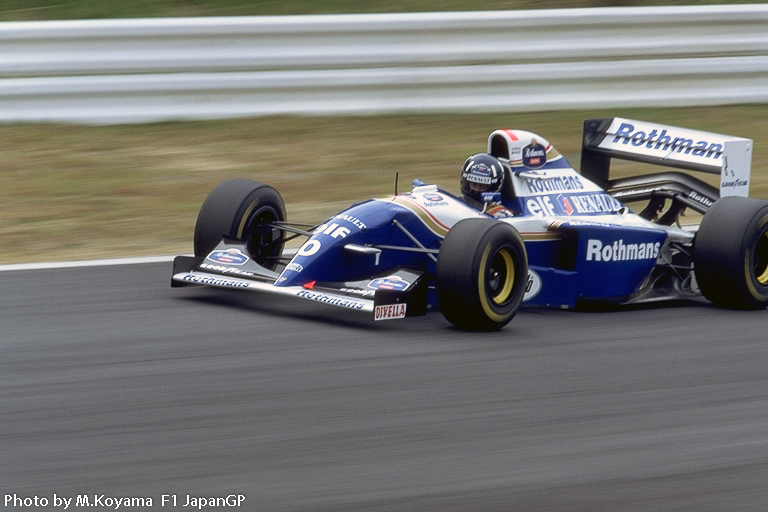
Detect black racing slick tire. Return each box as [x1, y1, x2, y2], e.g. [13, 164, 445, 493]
[193, 179, 286, 270]
[694, 196, 768, 310]
[436, 219, 528, 331]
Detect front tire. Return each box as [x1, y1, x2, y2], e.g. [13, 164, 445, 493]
[193, 179, 286, 269]
[694, 196, 768, 309]
[436, 219, 528, 331]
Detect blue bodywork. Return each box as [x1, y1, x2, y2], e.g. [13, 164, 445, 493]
[275, 183, 669, 310]
[278, 199, 441, 286]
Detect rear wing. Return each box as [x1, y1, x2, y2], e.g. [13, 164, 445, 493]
[580, 117, 752, 198]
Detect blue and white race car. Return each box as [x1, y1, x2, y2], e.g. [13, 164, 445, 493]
[172, 117, 768, 331]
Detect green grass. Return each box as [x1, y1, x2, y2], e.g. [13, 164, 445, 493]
[1, 0, 764, 20]
[2, 106, 768, 263]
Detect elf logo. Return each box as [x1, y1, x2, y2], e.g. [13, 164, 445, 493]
[586, 239, 661, 262]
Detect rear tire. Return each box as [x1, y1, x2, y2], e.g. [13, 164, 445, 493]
[694, 196, 768, 309]
[193, 179, 286, 270]
[436, 219, 528, 331]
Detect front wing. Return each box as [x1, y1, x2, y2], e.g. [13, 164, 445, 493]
[171, 241, 428, 321]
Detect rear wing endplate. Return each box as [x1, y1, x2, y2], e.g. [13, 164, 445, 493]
[581, 117, 752, 198]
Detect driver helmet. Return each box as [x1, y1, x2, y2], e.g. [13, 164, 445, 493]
[460, 153, 506, 202]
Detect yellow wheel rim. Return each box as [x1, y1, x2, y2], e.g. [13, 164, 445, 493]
[755, 231, 768, 285]
[491, 249, 515, 304]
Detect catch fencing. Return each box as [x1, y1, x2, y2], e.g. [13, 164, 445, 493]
[1, 5, 767, 123]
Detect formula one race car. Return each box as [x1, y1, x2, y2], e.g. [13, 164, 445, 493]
[172, 117, 768, 331]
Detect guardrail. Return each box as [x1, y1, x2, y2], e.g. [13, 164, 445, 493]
[1, 5, 767, 123]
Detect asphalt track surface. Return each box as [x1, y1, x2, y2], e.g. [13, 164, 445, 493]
[3, 261, 768, 511]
